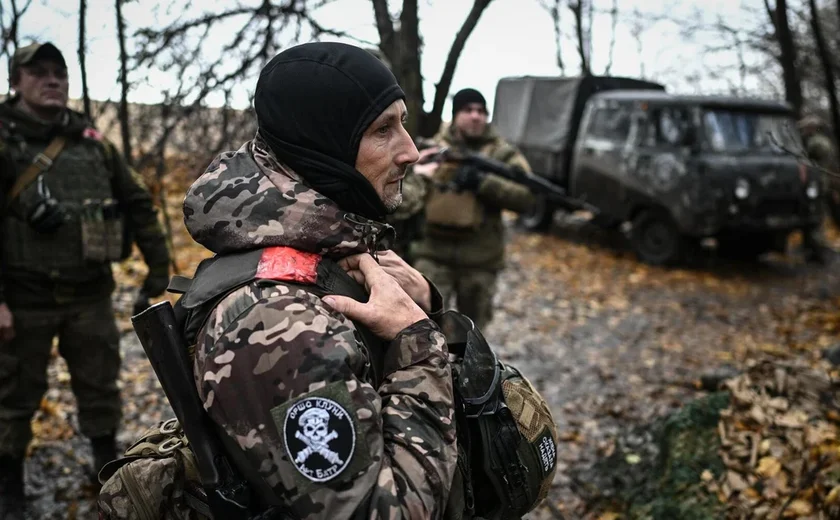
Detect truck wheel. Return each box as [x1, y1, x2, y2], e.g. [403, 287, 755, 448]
[630, 210, 684, 266]
[518, 195, 554, 231]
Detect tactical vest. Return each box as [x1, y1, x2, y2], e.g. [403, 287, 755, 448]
[424, 140, 518, 236]
[1, 126, 118, 275]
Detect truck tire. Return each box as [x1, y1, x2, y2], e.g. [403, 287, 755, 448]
[517, 195, 555, 231]
[630, 210, 684, 266]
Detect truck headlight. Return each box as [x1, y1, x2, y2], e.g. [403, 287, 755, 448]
[806, 181, 820, 199]
[734, 178, 750, 200]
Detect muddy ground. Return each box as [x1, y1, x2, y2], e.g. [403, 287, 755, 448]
[21, 215, 840, 519]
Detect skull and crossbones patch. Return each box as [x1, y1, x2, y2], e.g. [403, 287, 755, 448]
[283, 396, 355, 482]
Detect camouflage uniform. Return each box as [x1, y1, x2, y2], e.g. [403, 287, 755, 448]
[412, 124, 534, 328]
[103, 136, 456, 518]
[0, 100, 170, 457]
[385, 171, 429, 262]
[804, 131, 840, 228]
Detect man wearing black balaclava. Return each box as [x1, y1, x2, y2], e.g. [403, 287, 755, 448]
[98, 42, 459, 518]
[412, 87, 535, 329]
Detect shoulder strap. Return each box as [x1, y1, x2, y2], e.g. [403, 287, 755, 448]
[171, 247, 388, 388]
[5, 134, 66, 206]
[311, 258, 387, 388]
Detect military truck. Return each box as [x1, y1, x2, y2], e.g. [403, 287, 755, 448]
[493, 76, 823, 265]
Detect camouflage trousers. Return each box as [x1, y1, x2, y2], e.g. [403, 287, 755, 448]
[414, 258, 497, 330]
[0, 297, 122, 457]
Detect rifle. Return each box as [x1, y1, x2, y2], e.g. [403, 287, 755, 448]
[131, 302, 262, 519]
[416, 142, 599, 215]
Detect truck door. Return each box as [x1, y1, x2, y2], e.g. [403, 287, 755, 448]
[624, 105, 693, 214]
[570, 100, 632, 214]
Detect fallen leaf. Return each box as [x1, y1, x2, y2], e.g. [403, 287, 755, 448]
[757, 456, 782, 478]
[782, 499, 812, 517]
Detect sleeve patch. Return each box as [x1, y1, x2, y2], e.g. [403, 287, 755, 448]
[270, 381, 371, 489]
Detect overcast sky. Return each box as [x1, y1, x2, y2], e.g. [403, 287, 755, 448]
[1, 0, 776, 118]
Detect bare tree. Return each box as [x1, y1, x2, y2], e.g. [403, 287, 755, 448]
[78, 0, 91, 119]
[568, 0, 589, 75]
[129, 0, 344, 169]
[630, 10, 645, 78]
[538, 0, 565, 75]
[1, 0, 34, 76]
[604, 0, 618, 75]
[373, 0, 495, 137]
[116, 0, 133, 164]
[764, 0, 803, 116]
[807, 0, 840, 144]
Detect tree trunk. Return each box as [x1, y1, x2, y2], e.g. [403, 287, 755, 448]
[78, 0, 92, 120]
[569, 0, 589, 75]
[808, 0, 840, 144]
[115, 0, 133, 164]
[398, 0, 424, 139]
[767, 0, 803, 117]
[547, 0, 565, 75]
[604, 0, 618, 75]
[372, 0, 494, 138]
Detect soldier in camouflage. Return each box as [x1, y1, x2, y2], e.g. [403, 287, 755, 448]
[800, 115, 840, 232]
[0, 42, 170, 517]
[100, 42, 457, 518]
[412, 89, 535, 329]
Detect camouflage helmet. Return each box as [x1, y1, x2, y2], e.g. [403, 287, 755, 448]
[441, 311, 559, 518]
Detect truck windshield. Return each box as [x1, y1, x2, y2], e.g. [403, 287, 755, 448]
[702, 109, 800, 153]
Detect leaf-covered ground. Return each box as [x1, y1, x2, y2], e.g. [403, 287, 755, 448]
[19, 173, 840, 518]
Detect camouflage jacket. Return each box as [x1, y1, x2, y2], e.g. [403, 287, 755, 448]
[183, 136, 457, 518]
[412, 124, 535, 270]
[0, 100, 170, 307]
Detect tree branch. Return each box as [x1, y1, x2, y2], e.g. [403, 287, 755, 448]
[604, 0, 618, 75]
[569, 0, 589, 75]
[370, 0, 396, 59]
[428, 0, 494, 133]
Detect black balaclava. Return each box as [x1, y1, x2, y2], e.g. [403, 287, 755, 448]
[254, 42, 405, 221]
[452, 88, 487, 118]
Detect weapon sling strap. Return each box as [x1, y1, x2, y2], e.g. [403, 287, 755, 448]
[5, 134, 67, 207]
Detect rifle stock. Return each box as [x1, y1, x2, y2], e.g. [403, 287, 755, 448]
[131, 301, 252, 518]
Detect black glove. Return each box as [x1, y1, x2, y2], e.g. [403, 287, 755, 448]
[141, 265, 170, 298]
[26, 197, 66, 233]
[452, 164, 486, 193]
[26, 176, 66, 233]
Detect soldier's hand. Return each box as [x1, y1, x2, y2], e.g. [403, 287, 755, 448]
[341, 250, 431, 313]
[413, 147, 442, 178]
[0, 303, 15, 343]
[324, 254, 428, 340]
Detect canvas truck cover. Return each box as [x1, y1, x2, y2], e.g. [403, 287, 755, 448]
[492, 76, 665, 179]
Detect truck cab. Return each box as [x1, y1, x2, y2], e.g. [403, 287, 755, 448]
[493, 77, 822, 265]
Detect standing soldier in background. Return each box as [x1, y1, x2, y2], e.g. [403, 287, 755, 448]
[412, 88, 535, 328]
[799, 115, 840, 232]
[0, 42, 170, 518]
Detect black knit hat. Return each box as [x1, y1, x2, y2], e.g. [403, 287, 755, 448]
[452, 88, 487, 117]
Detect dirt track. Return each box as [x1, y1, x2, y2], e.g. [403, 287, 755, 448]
[21, 217, 840, 519]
